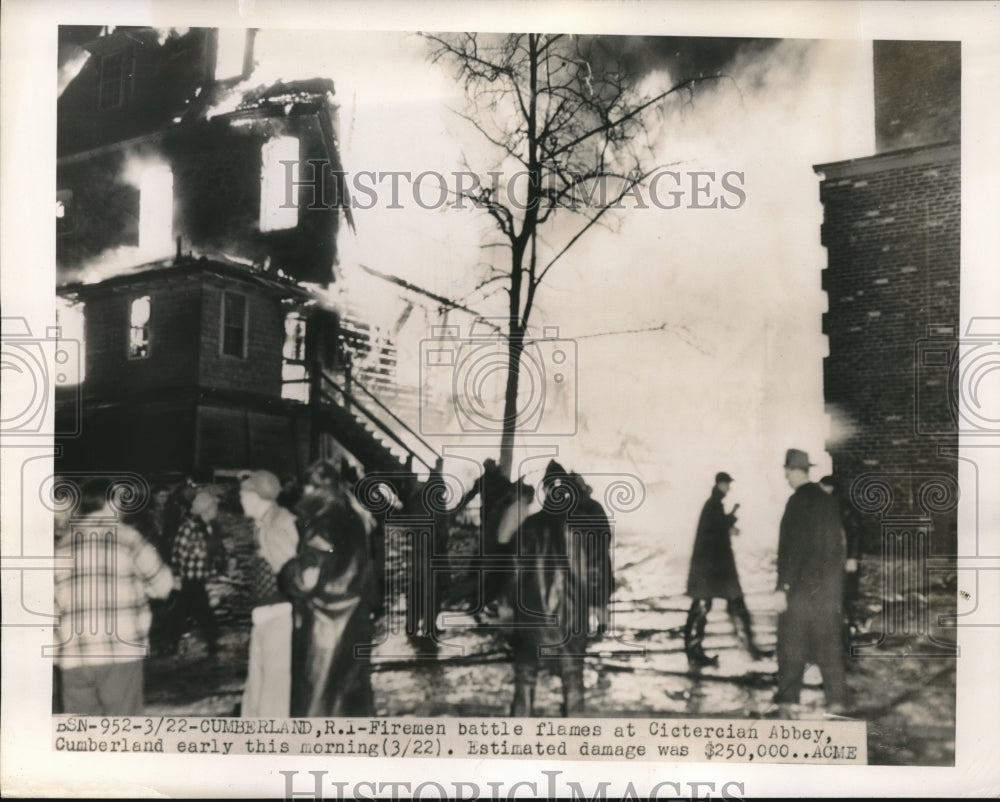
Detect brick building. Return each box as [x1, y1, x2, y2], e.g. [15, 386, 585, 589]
[815, 40, 960, 554]
[55, 26, 437, 486]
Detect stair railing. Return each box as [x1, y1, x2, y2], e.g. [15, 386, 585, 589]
[306, 362, 441, 475]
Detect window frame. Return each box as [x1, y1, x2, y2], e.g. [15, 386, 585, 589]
[220, 290, 249, 359]
[98, 48, 133, 111]
[127, 295, 152, 361]
[56, 189, 74, 237]
[259, 136, 300, 232]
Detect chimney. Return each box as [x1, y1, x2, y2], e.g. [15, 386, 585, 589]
[873, 40, 960, 153]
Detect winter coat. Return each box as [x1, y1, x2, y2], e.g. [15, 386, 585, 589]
[280, 488, 375, 717]
[686, 487, 743, 599]
[776, 482, 846, 608]
[511, 487, 614, 671]
[776, 481, 846, 671]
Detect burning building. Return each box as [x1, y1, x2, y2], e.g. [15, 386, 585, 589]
[55, 26, 437, 486]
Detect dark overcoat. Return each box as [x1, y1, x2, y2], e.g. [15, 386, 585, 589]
[686, 487, 742, 599]
[280, 489, 375, 717]
[777, 483, 845, 605]
[776, 482, 846, 664]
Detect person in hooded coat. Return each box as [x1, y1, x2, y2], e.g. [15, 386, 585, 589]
[509, 460, 614, 716]
[280, 462, 376, 717]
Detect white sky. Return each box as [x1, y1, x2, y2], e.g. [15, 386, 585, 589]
[247, 30, 875, 549]
[3, 2, 1000, 798]
[51, 30, 878, 550]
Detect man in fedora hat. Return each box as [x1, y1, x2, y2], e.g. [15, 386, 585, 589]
[774, 449, 848, 714]
[684, 471, 770, 668]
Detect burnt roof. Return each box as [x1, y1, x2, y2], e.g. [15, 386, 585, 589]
[57, 253, 316, 302]
[58, 27, 341, 154]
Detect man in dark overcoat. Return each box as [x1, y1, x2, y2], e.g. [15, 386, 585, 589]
[684, 472, 769, 667]
[774, 449, 848, 713]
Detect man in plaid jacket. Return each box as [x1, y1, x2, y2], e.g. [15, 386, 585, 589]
[53, 478, 174, 715]
[168, 490, 221, 654]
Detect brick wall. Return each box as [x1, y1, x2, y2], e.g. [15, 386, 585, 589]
[194, 403, 308, 479]
[81, 272, 289, 398]
[198, 278, 284, 396]
[817, 143, 959, 551]
[83, 283, 201, 397]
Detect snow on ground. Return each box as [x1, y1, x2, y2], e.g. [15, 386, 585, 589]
[135, 516, 956, 765]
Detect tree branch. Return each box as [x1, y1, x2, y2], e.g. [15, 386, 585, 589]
[548, 75, 721, 162]
[531, 166, 658, 290]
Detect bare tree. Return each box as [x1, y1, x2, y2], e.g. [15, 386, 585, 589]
[424, 33, 716, 477]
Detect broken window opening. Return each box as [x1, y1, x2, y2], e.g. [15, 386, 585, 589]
[56, 297, 86, 384]
[128, 296, 151, 360]
[215, 28, 247, 82]
[260, 136, 299, 232]
[56, 190, 73, 237]
[281, 312, 309, 402]
[138, 165, 174, 256]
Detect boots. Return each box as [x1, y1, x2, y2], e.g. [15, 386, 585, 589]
[729, 597, 773, 660]
[684, 599, 718, 668]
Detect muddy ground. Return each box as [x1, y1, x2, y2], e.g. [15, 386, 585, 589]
[138, 513, 956, 767]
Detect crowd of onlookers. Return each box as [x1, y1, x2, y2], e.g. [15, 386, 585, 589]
[51, 461, 382, 717]
[52, 448, 866, 720]
[50, 456, 613, 719]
